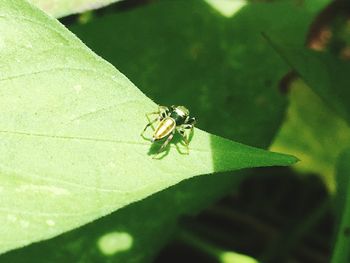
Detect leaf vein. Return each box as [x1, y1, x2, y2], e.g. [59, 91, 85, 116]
[0, 14, 71, 44]
[0, 67, 117, 85]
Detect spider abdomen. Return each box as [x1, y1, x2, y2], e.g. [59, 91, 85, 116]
[153, 117, 176, 141]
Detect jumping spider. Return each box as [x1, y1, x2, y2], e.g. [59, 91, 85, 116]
[141, 105, 196, 157]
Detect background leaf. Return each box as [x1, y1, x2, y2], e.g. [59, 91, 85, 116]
[0, 0, 296, 255]
[271, 81, 350, 190]
[30, 0, 122, 18]
[267, 37, 350, 125]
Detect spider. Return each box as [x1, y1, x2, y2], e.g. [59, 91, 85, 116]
[141, 105, 196, 157]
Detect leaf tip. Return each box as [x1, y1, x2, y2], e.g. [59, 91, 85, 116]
[283, 154, 300, 165]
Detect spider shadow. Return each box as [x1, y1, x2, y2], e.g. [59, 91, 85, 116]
[146, 130, 195, 160]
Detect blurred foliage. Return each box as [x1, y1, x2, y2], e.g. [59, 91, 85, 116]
[271, 81, 350, 190]
[271, 1, 350, 191]
[31, 0, 122, 18]
[156, 168, 332, 263]
[268, 36, 350, 125]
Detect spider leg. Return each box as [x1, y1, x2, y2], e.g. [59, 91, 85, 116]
[159, 105, 170, 118]
[183, 117, 196, 134]
[186, 117, 196, 125]
[177, 116, 196, 154]
[153, 131, 175, 159]
[141, 116, 159, 136]
[141, 106, 170, 136]
[182, 123, 195, 135]
[177, 127, 190, 154]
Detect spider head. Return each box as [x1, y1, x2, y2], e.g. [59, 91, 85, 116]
[173, 105, 189, 117]
[170, 105, 190, 125]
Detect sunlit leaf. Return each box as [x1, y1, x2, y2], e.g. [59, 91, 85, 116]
[271, 82, 350, 190]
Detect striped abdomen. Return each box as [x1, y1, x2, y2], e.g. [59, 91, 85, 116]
[153, 117, 176, 140]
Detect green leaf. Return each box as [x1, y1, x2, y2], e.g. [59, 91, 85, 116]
[271, 82, 350, 190]
[266, 36, 350, 125]
[0, 0, 296, 254]
[331, 149, 350, 263]
[30, 0, 122, 18]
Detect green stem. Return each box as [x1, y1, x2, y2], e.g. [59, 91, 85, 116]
[177, 228, 259, 263]
[331, 181, 350, 263]
[176, 228, 222, 260]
